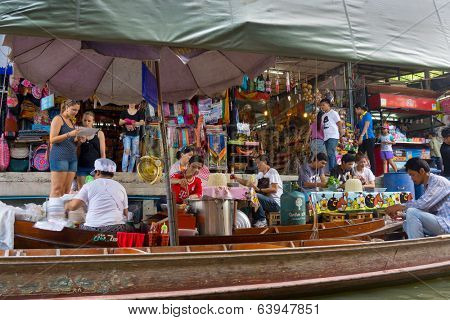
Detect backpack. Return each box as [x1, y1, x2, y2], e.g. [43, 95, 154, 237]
[4, 107, 18, 139]
[32, 144, 49, 171]
[9, 158, 29, 172]
[0, 134, 10, 171]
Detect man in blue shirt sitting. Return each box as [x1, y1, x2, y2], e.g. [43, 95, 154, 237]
[386, 157, 450, 239]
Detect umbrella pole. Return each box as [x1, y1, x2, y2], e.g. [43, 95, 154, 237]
[155, 60, 178, 246]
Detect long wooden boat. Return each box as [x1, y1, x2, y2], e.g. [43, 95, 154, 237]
[1, 236, 449, 299]
[13, 218, 400, 249]
[180, 219, 399, 245]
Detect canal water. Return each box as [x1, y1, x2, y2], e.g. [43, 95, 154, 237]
[308, 276, 450, 299]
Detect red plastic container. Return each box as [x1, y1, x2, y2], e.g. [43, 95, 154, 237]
[177, 214, 196, 229]
[160, 234, 170, 246]
[117, 232, 145, 247]
[148, 232, 159, 246]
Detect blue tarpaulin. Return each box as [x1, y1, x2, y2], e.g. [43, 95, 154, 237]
[142, 63, 157, 107]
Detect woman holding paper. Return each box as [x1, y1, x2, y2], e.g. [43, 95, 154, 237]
[119, 103, 145, 172]
[49, 99, 83, 197]
[77, 111, 106, 189]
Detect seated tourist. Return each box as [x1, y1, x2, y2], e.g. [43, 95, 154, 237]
[64, 158, 132, 233]
[170, 155, 204, 204]
[329, 153, 356, 186]
[169, 146, 194, 176]
[235, 155, 282, 228]
[441, 126, 450, 177]
[352, 153, 375, 189]
[386, 158, 450, 239]
[298, 152, 328, 190]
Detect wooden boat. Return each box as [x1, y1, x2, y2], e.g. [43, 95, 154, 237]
[179, 218, 400, 245]
[1, 236, 449, 299]
[13, 218, 400, 249]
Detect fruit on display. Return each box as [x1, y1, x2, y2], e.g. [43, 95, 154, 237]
[301, 83, 314, 103]
[314, 88, 322, 104]
[301, 83, 323, 104]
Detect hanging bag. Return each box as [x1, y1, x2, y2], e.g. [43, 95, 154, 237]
[8, 158, 29, 172]
[10, 143, 29, 159]
[4, 107, 18, 139]
[32, 144, 49, 171]
[0, 134, 10, 171]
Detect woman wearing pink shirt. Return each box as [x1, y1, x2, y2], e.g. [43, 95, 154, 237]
[306, 111, 326, 156]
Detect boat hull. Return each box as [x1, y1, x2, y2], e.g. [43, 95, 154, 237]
[1, 236, 449, 299]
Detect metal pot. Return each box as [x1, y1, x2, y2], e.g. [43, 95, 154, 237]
[188, 198, 234, 236]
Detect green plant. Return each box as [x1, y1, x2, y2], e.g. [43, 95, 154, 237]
[327, 176, 340, 188]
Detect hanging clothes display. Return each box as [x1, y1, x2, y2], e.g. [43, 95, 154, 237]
[286, 72, 290, 92]
[206, 127, 227, 170]
[222, 89, 230, 125]
[256, 75, 265, 92]
[265, 74, 271, 94]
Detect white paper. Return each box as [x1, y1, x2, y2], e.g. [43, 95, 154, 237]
[76, 127, 99, 137]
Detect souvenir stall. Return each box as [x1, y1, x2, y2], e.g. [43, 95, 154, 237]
[367, 88, 440, 175]
[1, 76, 53, 173]
[161, 94, 231, 173]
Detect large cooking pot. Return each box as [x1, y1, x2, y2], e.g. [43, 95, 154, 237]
[188, 198, 234, 236]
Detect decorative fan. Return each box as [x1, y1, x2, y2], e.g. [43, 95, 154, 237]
[197, 165, 210, 182]
[137, 155, 164, 185]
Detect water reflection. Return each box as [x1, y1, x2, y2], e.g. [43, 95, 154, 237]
[307, 276, 450, 300]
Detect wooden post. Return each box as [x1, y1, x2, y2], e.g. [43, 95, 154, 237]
[346, 62, 354, 126]
[155, 61, 178, 246]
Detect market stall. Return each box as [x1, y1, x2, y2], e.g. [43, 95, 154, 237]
[368, 91, 442, 175]
[307, 190, 412, 221]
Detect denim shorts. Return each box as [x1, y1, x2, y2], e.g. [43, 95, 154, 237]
[76, 166, 94, 176]
[50, 159, 78, 172]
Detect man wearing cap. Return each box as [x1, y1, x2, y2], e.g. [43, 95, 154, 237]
[64, 158, 132, 233]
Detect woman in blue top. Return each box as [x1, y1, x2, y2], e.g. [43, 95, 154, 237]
[49, 100, 84, 197]
[355, 104, 376, 173]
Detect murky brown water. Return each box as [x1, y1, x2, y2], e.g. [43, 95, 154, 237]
[307, 276, 450, 299]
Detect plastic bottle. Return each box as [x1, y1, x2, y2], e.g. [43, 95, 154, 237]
[160, 222, 169, 246]
[161, 222, 168, 234]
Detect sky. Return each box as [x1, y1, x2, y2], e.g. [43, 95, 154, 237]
[0, 35, 11, 68]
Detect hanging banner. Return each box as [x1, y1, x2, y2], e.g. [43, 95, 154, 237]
[235, 91, 270, 102]
[40, 94, 54, 110]
[368, 93, 437, 112]
[439, 97, 450, 114]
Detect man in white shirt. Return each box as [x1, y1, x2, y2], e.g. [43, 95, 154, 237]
[320, 98, 344, 171]
[64, 158, 132, 233]
[235, 155, 282, 227]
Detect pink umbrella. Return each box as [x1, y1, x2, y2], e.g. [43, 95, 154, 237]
[4, 35, 275, 103]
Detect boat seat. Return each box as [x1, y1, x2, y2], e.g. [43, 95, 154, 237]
[323, 213, 345, 222]
[266, 212, 281, 226]
[348, 212, 373, 220]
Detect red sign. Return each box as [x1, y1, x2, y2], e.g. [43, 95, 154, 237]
[440, 97, 450, 114]
[369, 93, 437, 112]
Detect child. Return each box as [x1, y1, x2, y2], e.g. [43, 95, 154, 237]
[380, 125, 397, 173]
[427, 131, 442, 171]
[352, 153, 375, 188]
